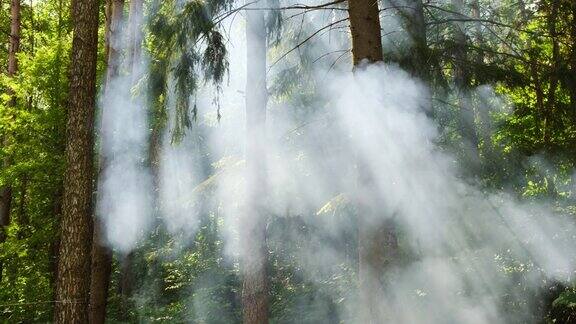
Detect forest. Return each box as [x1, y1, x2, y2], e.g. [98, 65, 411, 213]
[1, 0, 576, 323]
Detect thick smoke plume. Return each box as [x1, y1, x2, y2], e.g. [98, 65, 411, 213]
[97, 37, 153, 254]
[98, 6, 576, 323]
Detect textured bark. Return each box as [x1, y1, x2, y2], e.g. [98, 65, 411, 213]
[347, 1, 398, 322]
[348, 0, 383, 65]
[54, 0, 99, 322]
[7, 0, 21, 78]
[0, 0, 21, 284]
[242, 5, 269, 324]
[89, 222, 112, 324]
[89, 2, 124, 323]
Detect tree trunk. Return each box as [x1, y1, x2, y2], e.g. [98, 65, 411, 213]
[127, 0, 143, 78]
[118, 251, 135, 320]
[452, 0, 480, 160]
[90, 2, 124, 323]
[50, 186, 63, 304]
[347, 1, 398, 323]
[89, 222, 112, 324]
[242, 5, 269, 324]
[543, 0, 560, 145]
[17, 175, 28, 233]
[0, 0, 21, 284]
[570, 2, 576, 118]
[114, 0, 144, 316]
[7, 0, 21, 78]
[390, 0, 429, 81]
[348, 0, 383, 65]
[54, 0, 99, 322]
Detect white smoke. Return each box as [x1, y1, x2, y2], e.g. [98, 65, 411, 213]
[208, 38, 576, 324]
[97, 33, 154, 254]
[98, 3, 576, 323]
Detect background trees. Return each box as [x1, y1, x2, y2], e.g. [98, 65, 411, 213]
[0, 0, 576, 323]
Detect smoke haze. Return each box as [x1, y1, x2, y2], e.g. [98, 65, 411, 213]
[96, 4, 576, 323]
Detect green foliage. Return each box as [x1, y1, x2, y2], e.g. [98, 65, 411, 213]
[0, 0, 71, 321]
[147, 0, 232, 143]
[3, 0, 576, 322]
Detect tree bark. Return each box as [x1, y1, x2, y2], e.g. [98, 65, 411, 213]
[0, 0, 21, 284]
[54, 0, 99, 322]
[242, 4, 269, 324]
[348, 0, 383, 66]
[7, 0, 21, 78]
[347, 1, 398, 323]
[89, 2, 124, 323]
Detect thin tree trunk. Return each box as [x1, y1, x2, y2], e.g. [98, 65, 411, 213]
[50, 186, 63, 303]
[127, 0, 143, 78]
[53, 0, 99, 321]
[348, 1, 398, 323]
[0, 0, 21, 284]
[114, 0, 144, 316]
[90, 2, 125, 323]
[389, 0, 429, 81]
[543, 0, 560, 145]
[118, 251, 134, 320]
[17, 176, 28, 230]
[242, 4, 269, 324]
[89, 223, 113, 324]
[471, 0, 484, 71]
[452, 0, 480, 160]
[570, 2, 576, 118]
[7, 0, 20, 78]
[102, 0, 113, 90]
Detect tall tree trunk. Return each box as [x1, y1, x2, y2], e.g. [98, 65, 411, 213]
[407, 0, 429, 81]
[452, 0, 480, 161]
[90, 2, 125, 323]
[7, 0, 21, 78]
[348, 1, 398, 323]
[17, 176, 28, 232]
[0, 0, 21, 284]
[115, 0, 144, 317]
[242, 5, 269, 324]
[390, 0, 429, 81]
[471, 0, 484, 72]
[54, 0, 99, 321]
[570, 2, 576, 118]
[543, 0, 560, 145]
[50, 186, 63, 305]
[127, 0, 143, 78]
[89, 221, 113, 324]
